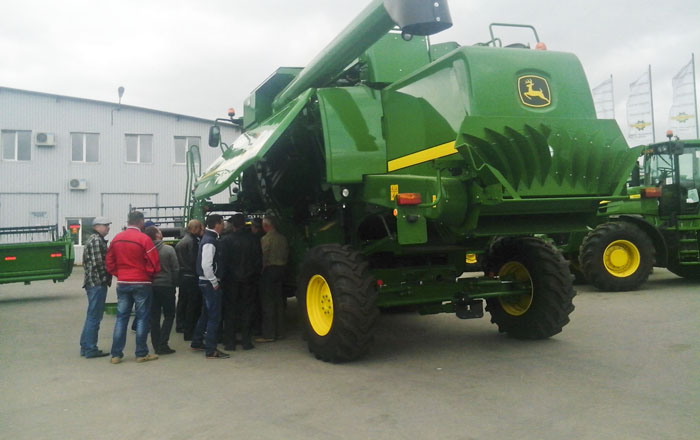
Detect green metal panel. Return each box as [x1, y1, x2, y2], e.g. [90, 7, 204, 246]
[317, 86, 387, 183]
[0, 234, 74, 285]
[429, 42, 460, 61]
[360, 33, 431, 84]
[456, 116, 641, 197]
[382, 46, 597, 163]
[194, 89, 314, 200]
[243, 67, 303, 130]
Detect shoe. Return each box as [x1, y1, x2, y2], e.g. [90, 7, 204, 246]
[190, 343, 205, 351]
[206, 350, 230, 359]
[254, 337, 275, 343]
[242, 344, 255, 351]
[135, 353, 159, 363]
[156, 346, 176, 355]
[85, 350, 109, 359]
[110, 357, 122, 364]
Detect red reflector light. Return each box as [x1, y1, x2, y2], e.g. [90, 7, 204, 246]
[376, 279, 384, 287]
[642, 187, 662, 198]
[4, 256, 17, 261]
[50, 253, 63, 258]
[396, 193, 422, 205]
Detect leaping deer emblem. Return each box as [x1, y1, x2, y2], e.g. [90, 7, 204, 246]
[523, 78, 550, 104]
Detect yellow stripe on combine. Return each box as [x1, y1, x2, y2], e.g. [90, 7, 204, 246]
[387, 141, 458, 172]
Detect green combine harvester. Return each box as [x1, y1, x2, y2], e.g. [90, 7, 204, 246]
[0, 225, 74, 285]
[191, 0, 641, 361]
[563, 135, 700, 291]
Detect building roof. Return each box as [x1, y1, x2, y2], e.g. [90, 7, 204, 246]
[0, 86, 237, 127]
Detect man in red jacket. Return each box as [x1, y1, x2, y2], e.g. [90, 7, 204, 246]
[106, 211, 161, 364]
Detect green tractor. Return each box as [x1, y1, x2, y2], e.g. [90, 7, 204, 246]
[192, 0, 641, 361]
[567, 135, 700, 291]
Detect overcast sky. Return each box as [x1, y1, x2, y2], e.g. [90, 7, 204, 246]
[2, 0, 699, 144]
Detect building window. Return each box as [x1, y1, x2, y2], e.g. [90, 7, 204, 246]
[1, 130, 31, 161]
[174, 136, 201, 164]
[66, 217, 95, 246]
[125, 134, 153, 163]
[71, 133, 100, 162]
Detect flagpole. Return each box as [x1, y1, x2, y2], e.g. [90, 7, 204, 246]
[692, 53, 699, 138]
[649, 64, 656, 142]
[610, 74, 615, 119]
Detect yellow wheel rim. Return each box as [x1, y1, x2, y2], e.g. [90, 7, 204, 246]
[306, 275, 333, 336]
[603, 240, 640, 277]
[498, 261, 534, 316]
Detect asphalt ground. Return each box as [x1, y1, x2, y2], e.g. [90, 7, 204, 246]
[0, 268, 698, 440]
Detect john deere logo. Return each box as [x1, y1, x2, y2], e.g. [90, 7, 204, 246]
[518, 75, 551, 108]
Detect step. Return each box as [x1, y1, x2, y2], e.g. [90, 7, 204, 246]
[679, 239, 698, 244]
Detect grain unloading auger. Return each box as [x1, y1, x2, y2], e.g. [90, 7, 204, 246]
[192, 0, 641, 361]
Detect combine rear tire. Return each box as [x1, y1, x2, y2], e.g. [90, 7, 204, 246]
[297, 244, 378, 362]
[485, 237, 575, 339]
[579, 222, 654, 291]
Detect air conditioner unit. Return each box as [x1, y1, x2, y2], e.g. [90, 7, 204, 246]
[69, 178, 88, 191]
[35, 132, 56, 147]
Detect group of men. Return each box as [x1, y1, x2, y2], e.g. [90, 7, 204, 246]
[79, 210, 288, 362]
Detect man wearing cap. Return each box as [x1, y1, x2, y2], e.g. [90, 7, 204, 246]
[79, 216, 112, 358]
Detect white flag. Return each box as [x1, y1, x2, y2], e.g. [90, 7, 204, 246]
[627, 68, 655, 145]
[592, 76, 615, 119]
[668, 57, 698, 140]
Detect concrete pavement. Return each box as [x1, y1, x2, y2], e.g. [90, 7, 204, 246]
[0, 268, 698, 440]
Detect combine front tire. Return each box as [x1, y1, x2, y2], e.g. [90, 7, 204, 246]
[485, 237, 575, 339]
[579, 222, 654, 291]
[297, 244, 379, 362]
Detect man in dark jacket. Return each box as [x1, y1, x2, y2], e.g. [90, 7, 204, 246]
[175, 219, 203, 340]
[80, 216, 112, 358]
[220, 214, 262, 351]
[145, 226, 179, 355]
[191, 214, 230, 359]
[106, 211, 160, 364]
[256, 216, 288, 343]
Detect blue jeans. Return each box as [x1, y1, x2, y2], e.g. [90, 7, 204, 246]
[192, 281, 222, 354]
[110, 284, 152, 358]
[80, 285, 108, 356]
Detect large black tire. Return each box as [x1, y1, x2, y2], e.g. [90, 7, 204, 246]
[579, 222, 655, 291]
[296, 244, 379, 362]
[484, 237, 575, 339]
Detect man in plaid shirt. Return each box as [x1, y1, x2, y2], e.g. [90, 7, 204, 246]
[79, 217, 112, 358]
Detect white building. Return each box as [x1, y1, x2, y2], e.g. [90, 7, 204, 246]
[0, 87, 238, 262]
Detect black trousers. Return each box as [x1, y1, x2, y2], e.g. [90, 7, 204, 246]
[150, 286, 176, 350]
[261, 265, 285, 340]
[178, 276, 202, 339]
[223, 279, 256, 347]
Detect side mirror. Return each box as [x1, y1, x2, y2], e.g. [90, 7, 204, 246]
[208, 125, 221, 148]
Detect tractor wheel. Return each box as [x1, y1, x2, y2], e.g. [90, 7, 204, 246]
[297, 244, 379, 362]
[484, 237, 575, 339]
[579, 222, 655, 291]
